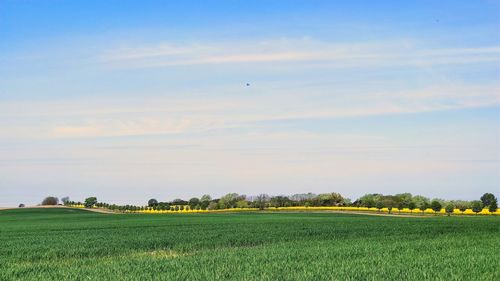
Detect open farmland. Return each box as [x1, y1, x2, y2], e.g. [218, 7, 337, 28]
[0, 208, 499, 281]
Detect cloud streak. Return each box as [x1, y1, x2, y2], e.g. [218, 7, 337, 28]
[1, 83, 498, 139]
[101, 39, 500, 69]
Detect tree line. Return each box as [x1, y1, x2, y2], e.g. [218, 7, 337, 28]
[36, 192, 498, 215]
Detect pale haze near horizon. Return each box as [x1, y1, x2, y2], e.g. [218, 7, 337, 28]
[1, 1, 499, 207]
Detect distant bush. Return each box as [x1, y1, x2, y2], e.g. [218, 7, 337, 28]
[41, 196, 59, 205]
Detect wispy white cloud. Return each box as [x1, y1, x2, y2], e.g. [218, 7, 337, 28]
[100, 39, 500, 69]
[2, 38, 499, 139]
[1, 83, 498, 139]
[50, 118, 195, 138]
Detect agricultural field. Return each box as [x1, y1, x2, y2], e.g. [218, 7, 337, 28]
[0, 208, 499, 281]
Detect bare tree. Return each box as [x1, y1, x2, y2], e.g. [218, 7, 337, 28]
[255, 194, 270, 210]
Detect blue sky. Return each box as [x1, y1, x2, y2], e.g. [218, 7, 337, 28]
[1, 0, 499, 206]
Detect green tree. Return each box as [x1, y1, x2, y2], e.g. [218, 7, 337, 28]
[172, 199, 188, 205]
[236, 200, 249, 208]
[375, 201, 384, 212]
[207, 202, 218, 210]
[270, 196, 291, 208]
[397, 202, 405, 214]
[432, 198, 447, 207]
[84, 197, 97, 208]
[395, 193, 412, 205]
[200, 194, 211, 201]
[314, 192, 345, 206]
[358, 194, 378, 208]
[489, 198, 498, 214]
[430, 200, 442, 214]
[387, 205, 393, 214]
[218, 193, 241, 209]
[381, 197, 397, 214]
[343, 198, 352, 206]
[471, 200, 483, 214]
[364, 198, 375, 208]
[455, 201, 469, 214]
[188, 197, 200, 209]
[200, 194, 212, 210]
[148, 199, 158, 207]
[480, 193, 496, 207]
[419, 201, 430, 215]
[408, 202, 416, 213]
[157, 202, 170, 210]
[445, 203, 454, 216]
[412, 195, 430, 210]
[41, 196, 59, 205]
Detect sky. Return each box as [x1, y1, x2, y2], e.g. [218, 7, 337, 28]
[1, 0, 499, 206]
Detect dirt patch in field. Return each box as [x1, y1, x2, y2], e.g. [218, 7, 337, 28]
[0, 205, 117, 214]
[263, 210, 427, 218]
[80, 208, 118, 214]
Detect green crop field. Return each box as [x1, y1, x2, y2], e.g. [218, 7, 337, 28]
[0, 208, 499, 280]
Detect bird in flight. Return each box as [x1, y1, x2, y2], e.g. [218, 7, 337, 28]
[246, 83, 250, 86]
